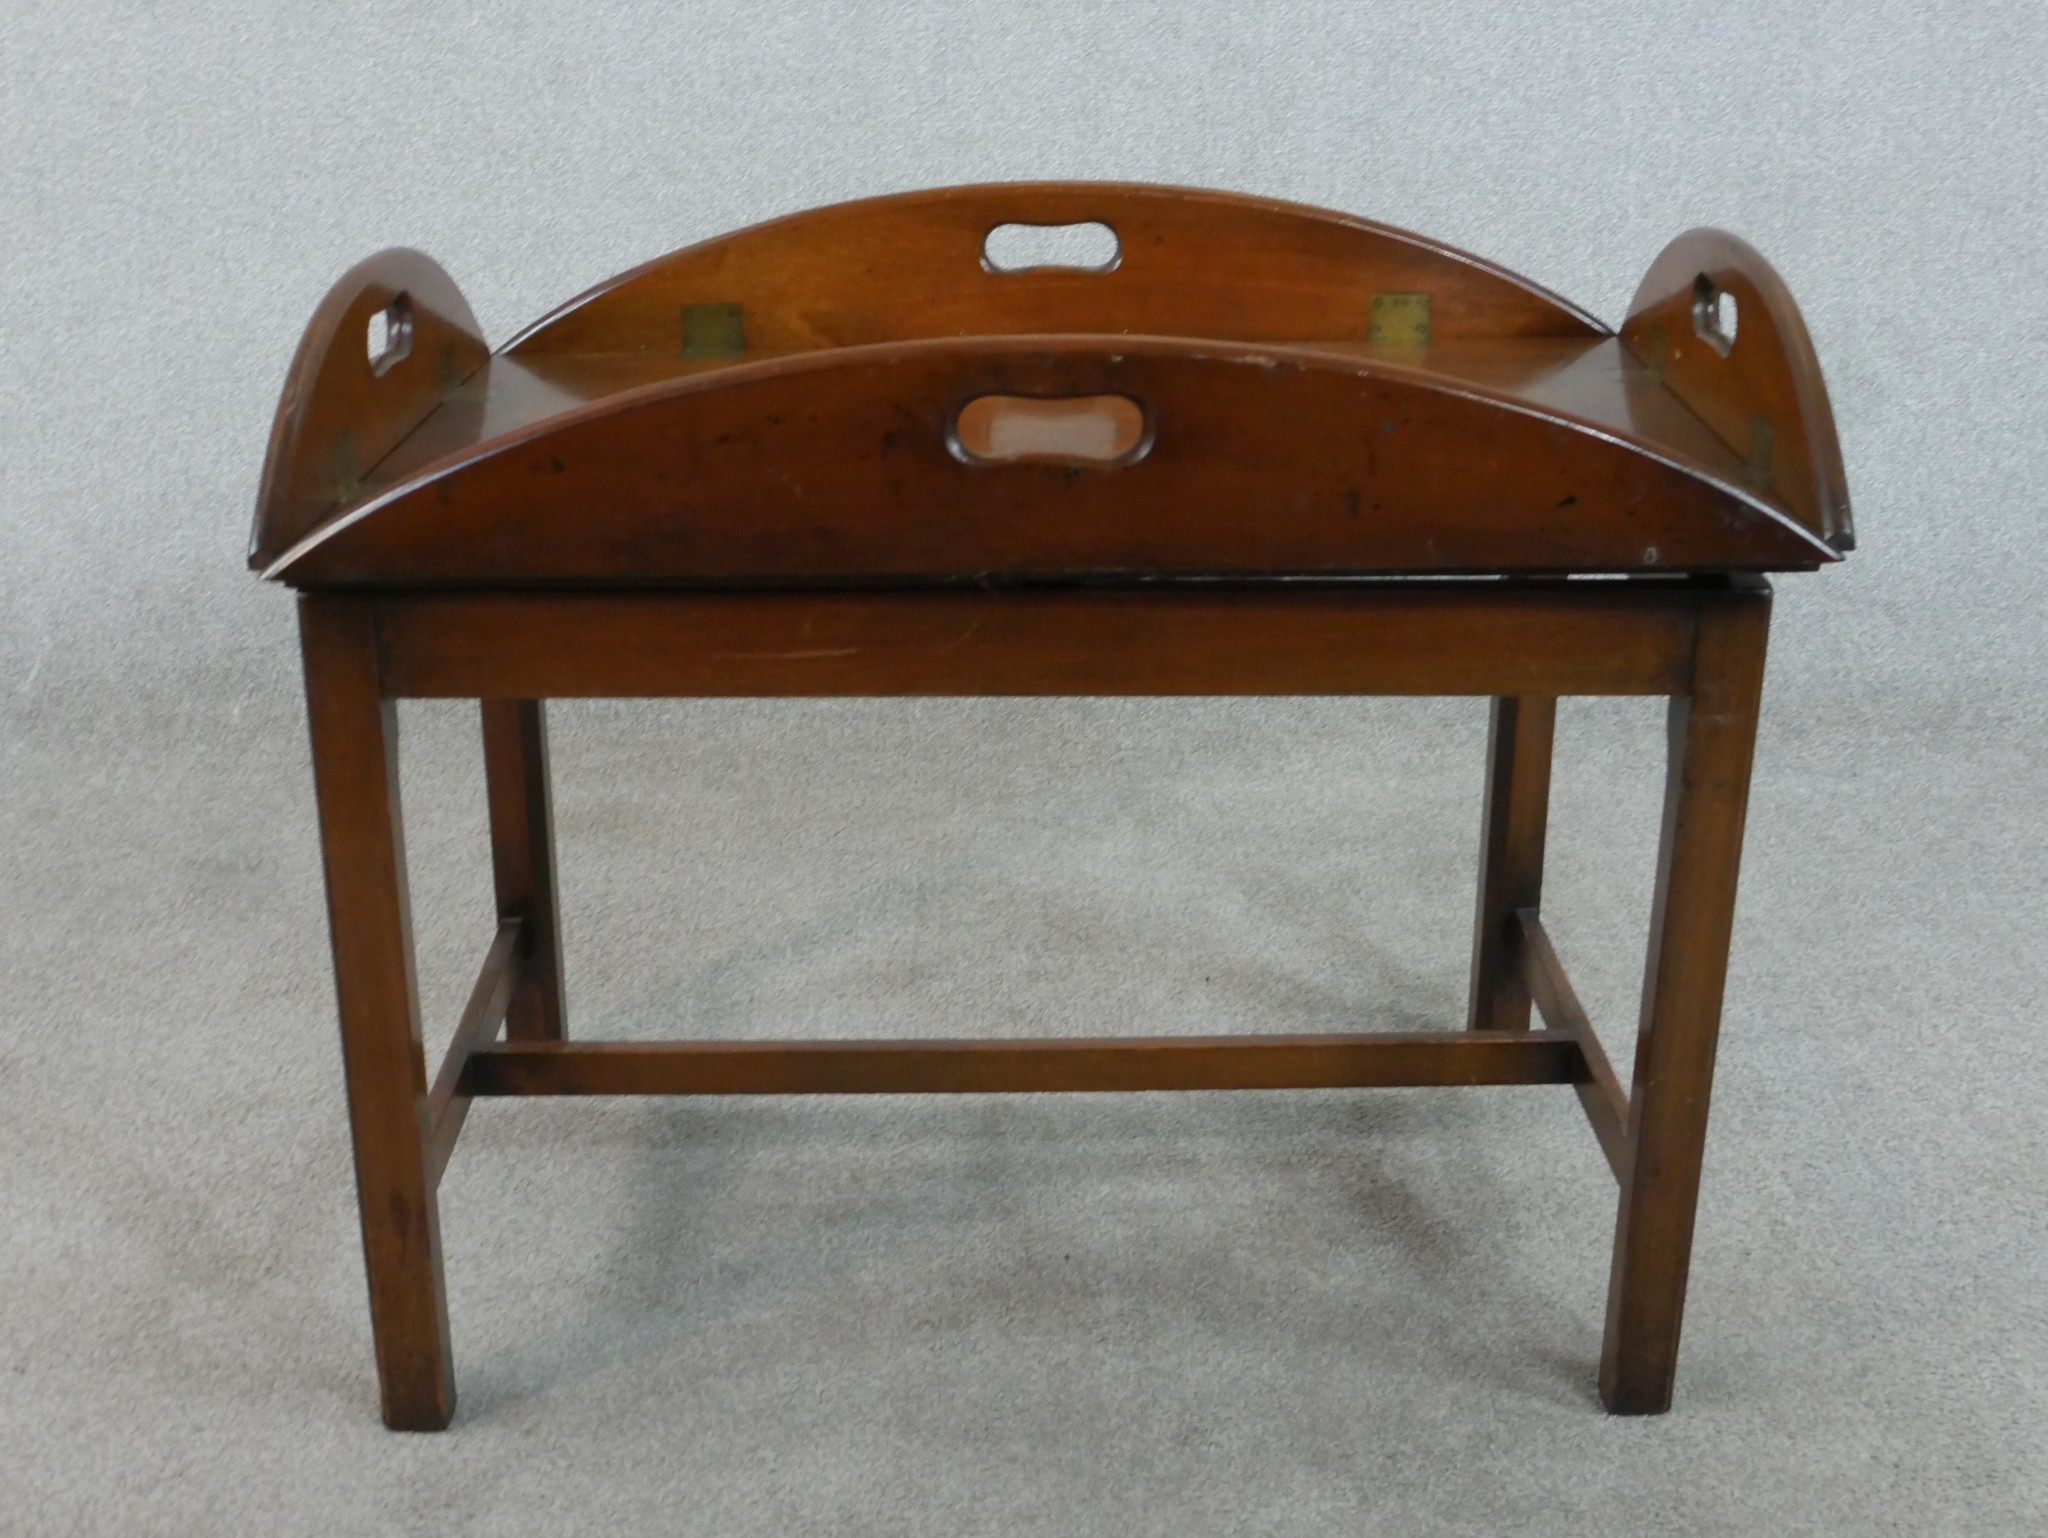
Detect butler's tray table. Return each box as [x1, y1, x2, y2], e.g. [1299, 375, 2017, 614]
[252, 183, 1852, 1428]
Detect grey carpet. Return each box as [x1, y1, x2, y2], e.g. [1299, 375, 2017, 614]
[3, 2, 2045, 1533]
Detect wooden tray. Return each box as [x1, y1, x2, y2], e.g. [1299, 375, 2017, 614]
[258, 184, 1852, 1430]
[252, 183, 1850, 587]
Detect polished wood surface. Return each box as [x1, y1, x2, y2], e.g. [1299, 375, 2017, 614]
[1517, 908, 1628, 1179]
[338, 334, 1761, 503]
[502, 182, 1608, 357]
[251, 184, 1847, 586]
[481, 701, 567, 1044]
[261, 185, 1843, 1426]
[1622, 230, 1852, 552]
[253, 250, 488, 569]
[369, 584, 1699, 701]
[1468, 696, 1556, 1034]
[264, 335, 1833, 585]
[459, 1032, 1589, 1097]
[300, 598, 455, 1431]
[423, 917, 522, 1188]
[1600, 580, 1771, 1413]
[290, 562, 1784, 1430]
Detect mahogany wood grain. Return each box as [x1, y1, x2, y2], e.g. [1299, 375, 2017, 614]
[1515, 908, 1628, 1179]
[1621, 230, 1852, 551]
[481, 701, 567, 1043]
[423, 918, 522, 1189]
[299, 596, 455, 1431]
[373, 584, 1699, 701]
[253, 250, 488, 569]
[1600, 579, 1771, 1414]
[266, 336, 1835, 585]
[459, 1032, 1588, 1097]
[350, 335, 1760, 517]
[260, 187, 1846, 1424]
[1467, 695, 1557, 1033]
[503, 182, 1608, 358]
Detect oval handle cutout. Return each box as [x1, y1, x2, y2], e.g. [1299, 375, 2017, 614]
[982, 221, 1120, 273]
[366, 293, 415, 375]
[951, 394, 1149, 466]
[1691, 273, 1738, 356]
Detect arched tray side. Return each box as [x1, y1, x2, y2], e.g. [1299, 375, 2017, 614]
[501, 183, 1609, 359]
[267, 336, 1835, 587]
[1621, 230, 1852, 551]
[250, 250, 489, 569]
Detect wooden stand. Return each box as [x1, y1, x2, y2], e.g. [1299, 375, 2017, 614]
[256, 184, 1850, 1428]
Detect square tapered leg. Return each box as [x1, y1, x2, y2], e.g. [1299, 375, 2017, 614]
[301, 596, 456, 1431]
[482, 699, 568, 1043]
[1600, 583, 1770, 1413]
[1468, 695, 1557, 1033]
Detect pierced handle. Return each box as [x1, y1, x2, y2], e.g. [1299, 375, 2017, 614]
[949, 394, 1150, 467]
[366, 293, 416, 375]
[981, 221, 1121, 274]
[1689, 274, 1738, 358]
[1622, 229, 1851, 552]
[251, 249, 488, 571]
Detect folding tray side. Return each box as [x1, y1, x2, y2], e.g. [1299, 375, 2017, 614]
[502, 181, 1611, 358]
[1622, 230, 1852, 552]
[265, 335, 1837, 586]
[250, 250, 489, 569]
